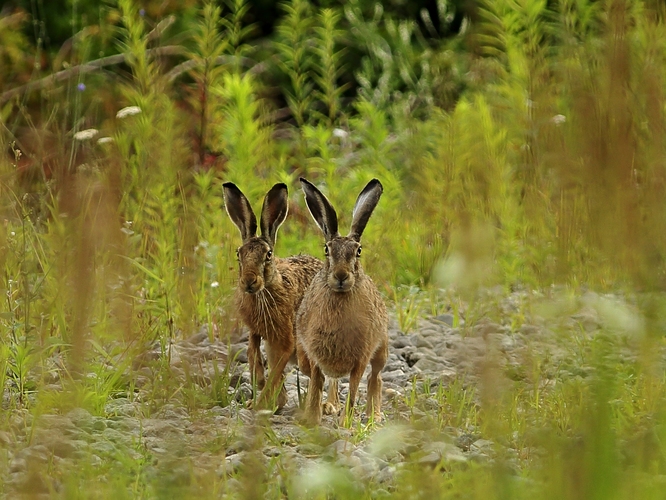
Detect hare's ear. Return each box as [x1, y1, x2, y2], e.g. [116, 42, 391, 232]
[300, 178, 339, 241]
[349, 179, 383, 241]
[223, 182, 257, 241]
[260, 183, 289, 246]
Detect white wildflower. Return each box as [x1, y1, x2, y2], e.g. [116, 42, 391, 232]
[210, 281, 220, 288]
[73, 129, 99, 141]
[551, 114, 566, 125]
[116, 106, 142, 119]
[97, 137, 114, 145]
[332, 128, 349, 138]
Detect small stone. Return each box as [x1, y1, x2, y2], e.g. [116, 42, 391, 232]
[383, 388, 401, 399]
[104, 398, 139, 417]
[519, 324, 540, 335]
[263, 446, 281, 457]
[237, 408, 254, 424]
[187, 331, 209, 345]
[67, 408, 93, 429]
[230, 344, 248, 363]
[236, 383, 253, 404]
[118, 417, 142, 432]
[392, 336, 412, 349]
[382, 369, 406, 382]
[102, 428, 130, 445]
[9, 469, 52, 494]
[142, 419, 180, 438]
[222, 453, 244, 475]
[328, 439, 353, 455]
[18, 445, 50, 463]
[337, 453, 363, 469]
[50, 438, 87, 458]
[418, 451, 441, 465]
[9, 457, 27, 473]
[413, 334, 434, 349]
[474, 321, 501, 337]
[90, 441, 117, 456]
[413, 357, 447, 373]
[454, 433, 480, 451]
[297, 443, 323, 456]
[91, 419, 107, 432]
[374, 466, 396, 484]
[572, 309, 600, 332]
[0, 430, 12, 446]
[470, 439, 494, 453]
[434, 314, 454, 326]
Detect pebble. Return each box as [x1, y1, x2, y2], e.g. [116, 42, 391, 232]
[434, 314, 455, 326]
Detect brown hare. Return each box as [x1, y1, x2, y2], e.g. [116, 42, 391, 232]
[223, 182, 322, 410]
[296, 178, 389, 425]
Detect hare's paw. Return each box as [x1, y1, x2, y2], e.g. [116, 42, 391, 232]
[322, 402, 338, 416]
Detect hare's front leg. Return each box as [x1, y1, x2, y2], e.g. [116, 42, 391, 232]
[366, 343, 387, 423]
[323, 379, 339, 415]
[340, 363, 364, 426]
[257, 338, 292, 410]
[304, 364, 325, 425]
[247, 333, 265, 399]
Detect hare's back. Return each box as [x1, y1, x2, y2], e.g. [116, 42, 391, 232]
[277, 255, 322, 293]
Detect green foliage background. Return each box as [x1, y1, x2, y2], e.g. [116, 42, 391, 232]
[2, 0, 666, 498]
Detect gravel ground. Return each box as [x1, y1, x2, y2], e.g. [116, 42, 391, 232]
[0, 290, 641, 497]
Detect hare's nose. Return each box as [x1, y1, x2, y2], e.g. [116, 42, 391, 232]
[245, 277, 259, 293]
[334, 271, 349, 285]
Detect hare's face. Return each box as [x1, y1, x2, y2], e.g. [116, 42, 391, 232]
[324, 237, 362, 292]
[237, 237, 276, 294]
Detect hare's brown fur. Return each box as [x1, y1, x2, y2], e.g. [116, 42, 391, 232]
[223, 182, 322, 410]
[235, 250, 321, 409]
[296, 178, 389, 425]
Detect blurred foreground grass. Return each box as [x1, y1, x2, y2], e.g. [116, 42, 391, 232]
[2, 0, 666, 498]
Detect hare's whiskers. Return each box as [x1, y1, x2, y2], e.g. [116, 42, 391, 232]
[264, 287, 278, 309]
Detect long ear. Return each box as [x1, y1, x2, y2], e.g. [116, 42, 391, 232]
[223, 182, 258, 241]
[260, 183, 289, 246]
[300, 178, 339, 241]
[349, 179, 383, 241]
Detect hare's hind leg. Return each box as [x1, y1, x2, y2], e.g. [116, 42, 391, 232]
[323, 379, 339, 415]
[304, 364, 325, 425]
[366, 343, 388, 423]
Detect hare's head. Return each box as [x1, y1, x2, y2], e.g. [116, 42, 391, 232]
[300, 178, 383, 293]
[223, 182, 288, 294]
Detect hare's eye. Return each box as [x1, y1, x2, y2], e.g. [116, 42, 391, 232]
[324, 245, 329, 256]
[266, 250, 273, 261]
[357, 246, 362, 257]
[235, 248, 240, 258]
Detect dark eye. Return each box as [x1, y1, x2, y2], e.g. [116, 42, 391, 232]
[324, 245, 329, 256]
[357, 246, 362, 257]
[266, 250, 273, 261]
[236, 248, 240, 258]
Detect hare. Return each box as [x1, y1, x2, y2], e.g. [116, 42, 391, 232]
[296, 178, 389, 425]
[223, 182, 322, 410]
